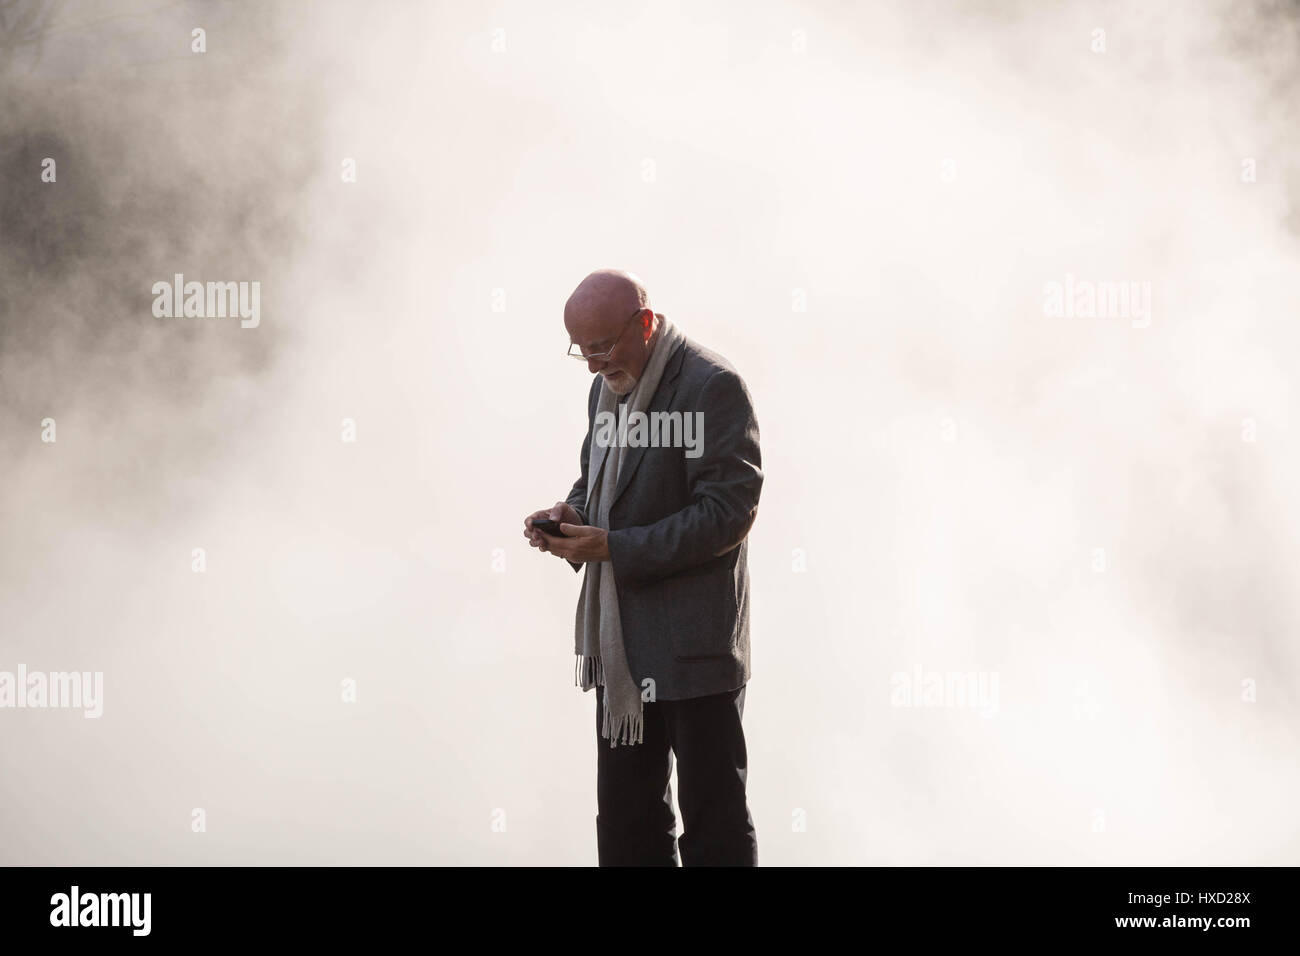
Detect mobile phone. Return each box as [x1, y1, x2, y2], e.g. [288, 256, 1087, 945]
[532, 518, 566, 536]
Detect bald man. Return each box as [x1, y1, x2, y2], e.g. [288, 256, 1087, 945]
[523, 269, 764, 866]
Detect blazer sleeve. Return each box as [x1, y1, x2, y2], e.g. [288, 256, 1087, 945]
[606, 368, 762, 585]
[563, 376, 601, 573]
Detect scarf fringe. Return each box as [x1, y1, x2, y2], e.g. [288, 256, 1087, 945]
[601, 698, 645, 749]
[574, 653, 604, 688]
[576, 653, 645, 748]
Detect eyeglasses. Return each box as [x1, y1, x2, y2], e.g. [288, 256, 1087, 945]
[566, 307, 646, 362]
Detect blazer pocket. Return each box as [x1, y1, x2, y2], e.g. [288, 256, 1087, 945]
[667, 569, 738, 661]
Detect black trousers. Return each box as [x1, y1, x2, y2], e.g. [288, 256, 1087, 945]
[595, 684, 757, 866]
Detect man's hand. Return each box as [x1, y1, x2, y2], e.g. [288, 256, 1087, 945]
[524, 501, 581, 554]
[545, 523, 610, 563]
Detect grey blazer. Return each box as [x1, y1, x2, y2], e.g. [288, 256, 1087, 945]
[565, 329, 763, 700]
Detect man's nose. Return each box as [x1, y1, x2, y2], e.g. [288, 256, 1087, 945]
[587, 356, 607, 373]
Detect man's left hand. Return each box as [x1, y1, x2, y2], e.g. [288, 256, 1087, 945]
[544, 523, 611, 563]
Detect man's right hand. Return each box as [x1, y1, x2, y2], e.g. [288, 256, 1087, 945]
[524, 502, 581, 554]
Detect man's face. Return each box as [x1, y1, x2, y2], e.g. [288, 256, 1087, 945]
[565, 307, 648, 395]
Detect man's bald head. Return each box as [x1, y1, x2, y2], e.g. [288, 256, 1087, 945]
[564, 269, 649, 325]
[563, 269, 660, 395]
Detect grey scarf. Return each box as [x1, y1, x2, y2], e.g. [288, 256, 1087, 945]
[574, 313, 684, 747]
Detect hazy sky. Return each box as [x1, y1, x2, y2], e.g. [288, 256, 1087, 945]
[1, 0, 1297, 864]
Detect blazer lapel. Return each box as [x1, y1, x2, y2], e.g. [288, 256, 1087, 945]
[610, 339, 687, 509]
